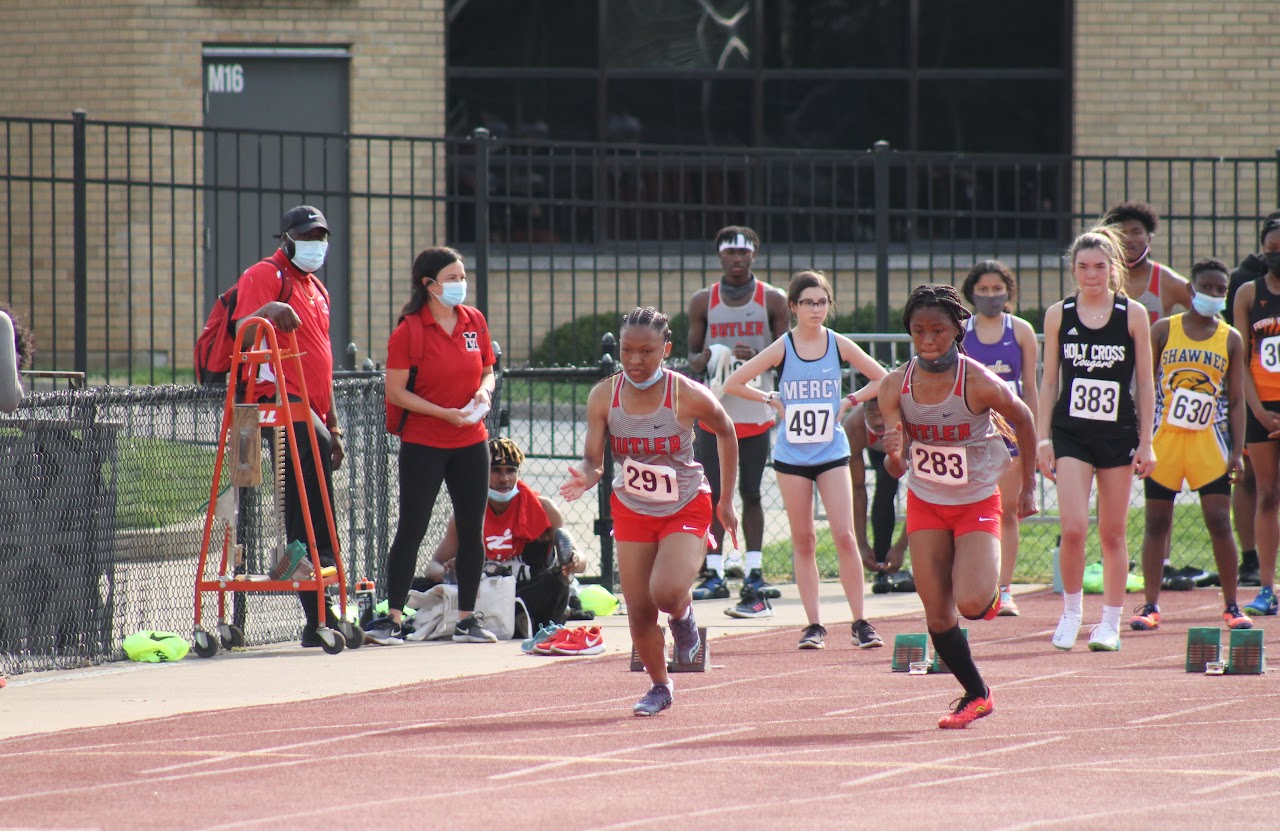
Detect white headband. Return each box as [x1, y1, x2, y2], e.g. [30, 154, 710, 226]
[718, 234, 756, 253]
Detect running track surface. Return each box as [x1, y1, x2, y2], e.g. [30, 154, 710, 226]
[1, 589, 1275, 831]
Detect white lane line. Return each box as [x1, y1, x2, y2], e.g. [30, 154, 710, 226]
[1128, 700, 1233, 724]
[491, 726, 754, 779]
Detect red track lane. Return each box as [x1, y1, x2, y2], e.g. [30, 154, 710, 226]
[1, 588, 1276, 831]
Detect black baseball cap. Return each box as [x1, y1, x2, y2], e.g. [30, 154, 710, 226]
[278, 205, 330, 237]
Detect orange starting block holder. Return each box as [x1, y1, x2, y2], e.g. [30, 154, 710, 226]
[191, 318, 361, 656]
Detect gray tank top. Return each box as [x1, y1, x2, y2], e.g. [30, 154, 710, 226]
[899, 356, 1011, 505]
[705, 279, 775, 424]
[608, 371, 709, 516]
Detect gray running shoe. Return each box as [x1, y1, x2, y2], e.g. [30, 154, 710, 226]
[852, 618, 884, 649]
[632, 683, 673, 716]
[798, 623, 827, 650]
[669, 607, 701, 664]
[453, 612, 498, 643]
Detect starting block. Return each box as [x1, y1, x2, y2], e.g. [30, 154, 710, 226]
[1227, 629, 1265, 675]
[629, 626, 710, 673]
[1186, 627, 1265, 675]
[891, 633, 928, 672]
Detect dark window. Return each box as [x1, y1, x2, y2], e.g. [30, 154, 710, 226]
[917, 0, 1065, 68]
[607, 79, 751, 146]
[917, 79, 1063, 153]
[449, 78, 597, 142]
[448, 0, 597, 68]
[605, 0, 755, 70]
[763, 0, 909, 68]
[763, 80, 908, 150]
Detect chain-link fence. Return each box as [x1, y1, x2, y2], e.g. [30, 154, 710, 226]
[0, 340, 1231, 675]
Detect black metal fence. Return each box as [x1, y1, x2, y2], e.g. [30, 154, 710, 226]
[2, 113, 1277, 377]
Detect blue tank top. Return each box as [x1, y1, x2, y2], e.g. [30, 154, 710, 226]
[772, 329, 852, 467]
[963, 314, 1022, 396]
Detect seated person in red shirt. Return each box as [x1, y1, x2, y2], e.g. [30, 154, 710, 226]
[427, 437, 585, 629]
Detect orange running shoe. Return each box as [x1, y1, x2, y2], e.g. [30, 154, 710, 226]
[981, 591, 1001, 621]
[1223, 603, 1254, 630]
[550, 626, 605, 655]
[1129, 603, 1160, 631]
[533, 627, 578, 655]
[938, 688, 994, 729]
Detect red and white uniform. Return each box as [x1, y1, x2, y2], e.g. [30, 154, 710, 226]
[705, 280, 775, 438]
[483, 482, 552, 562]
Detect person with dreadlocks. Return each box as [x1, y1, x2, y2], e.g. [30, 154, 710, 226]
[561, 306, 739, 717]
[877, 284, 1038, 729]
[723, 270, 888, 650]
[1037, 225, 1156, 652]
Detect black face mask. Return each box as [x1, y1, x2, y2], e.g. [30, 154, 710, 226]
[1265, 251, 1280, 277]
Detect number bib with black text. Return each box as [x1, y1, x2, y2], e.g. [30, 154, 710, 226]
[1260, 335, 1280, 373]
[1166, 387, 1215, 431]
[911, 442, 969, 485]
[1068, 377, 1120, 421]
[785, 403, 834, 445]
[621, 457, 678, 503]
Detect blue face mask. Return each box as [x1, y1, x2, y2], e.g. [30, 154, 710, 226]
[1190, 293, 1227, 317]
[435, 280, 467, 308]
[488, 482, 519, 503]
[625, 367, 664, 390]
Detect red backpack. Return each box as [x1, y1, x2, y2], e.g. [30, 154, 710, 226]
[194, 262, 293, 385]
[385, 314, 425, 435]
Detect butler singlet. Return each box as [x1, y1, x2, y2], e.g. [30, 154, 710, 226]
[608, 371, 709, 516]
[899, 356, 1011, 506]
[705, 280, 775, 435]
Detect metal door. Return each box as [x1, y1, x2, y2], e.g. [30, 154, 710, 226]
[202, 47, 350, 361]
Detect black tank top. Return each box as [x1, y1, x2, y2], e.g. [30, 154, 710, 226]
[1052, 295, 1137, 431]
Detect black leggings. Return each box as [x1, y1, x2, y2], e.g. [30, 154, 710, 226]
[386, 440, 489, 613]
[866, 448, 900, 563]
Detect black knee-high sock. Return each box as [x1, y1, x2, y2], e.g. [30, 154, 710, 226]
[930, 625, 986, 700]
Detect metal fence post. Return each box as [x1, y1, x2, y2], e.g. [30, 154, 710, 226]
[73, 110, 88, 375]
[472, 127, 491, 319]
[594, 332, 617, 589]
[872, 140, 892, 364]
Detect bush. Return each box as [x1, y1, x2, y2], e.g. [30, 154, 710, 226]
[532, 310, 691, 367]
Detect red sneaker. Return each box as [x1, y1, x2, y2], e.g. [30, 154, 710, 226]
[533, 627, 577, 655]
[981, 591, 1001, 621]
[938, 688, 994, 729]
[1129, 604, 1160, 631]
[551, 626, 605, 655]
[1224, 604, 1254, 630]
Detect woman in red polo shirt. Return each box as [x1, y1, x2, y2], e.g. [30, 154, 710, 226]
[381, 247, 498, 643]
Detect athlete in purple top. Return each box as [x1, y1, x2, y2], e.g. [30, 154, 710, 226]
[961, 261, 1039, 616]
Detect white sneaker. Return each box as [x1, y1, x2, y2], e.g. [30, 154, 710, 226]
[1052, 613, 1081, 651]
[1087, 619, 1122, 652]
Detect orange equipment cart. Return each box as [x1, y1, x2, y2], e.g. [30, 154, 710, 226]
[191, 317, 362, 656]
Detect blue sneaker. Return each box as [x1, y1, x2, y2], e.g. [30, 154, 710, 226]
[632, 683, 673, 716]
[1244, 586, 1278, 616]
[691, 575, 729, 600]
[669, 607, 701, 664]
[521, 623, 564, 654]
[743, 569, 782, 599]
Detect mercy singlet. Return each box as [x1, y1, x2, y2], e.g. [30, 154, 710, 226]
[899, 356, 1011, 505]
[963, 313, 1022, 396]
[1052, 295, 1137, 432]
[773, 329, 851, 467]
[706, 280, 775, 423]
[608, 371, 709, 516]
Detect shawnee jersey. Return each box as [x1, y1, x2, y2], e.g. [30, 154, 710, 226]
[773, 330, 851, 467]
[1152, 314, 1230, 490]
[1246, 276, 1280, 403]
[1052, 296, 1137, 433]
[608, 371, 709, 516]
[705, 280, 775, 431]
[899, 356, 1011, 505]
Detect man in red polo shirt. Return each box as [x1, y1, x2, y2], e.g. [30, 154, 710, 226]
[233, 205, 345, 647]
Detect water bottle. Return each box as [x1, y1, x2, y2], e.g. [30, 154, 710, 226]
[355, 578, 376, 624]
[1051, 534, 1064, 594]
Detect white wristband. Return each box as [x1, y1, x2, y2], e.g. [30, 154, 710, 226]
[1037, 439, 1052, 449]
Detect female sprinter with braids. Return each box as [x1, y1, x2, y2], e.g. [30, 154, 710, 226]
[561, 307, 739, 716]
[1037, 225, 1155, 652]
[877, 284, 1038, 728]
